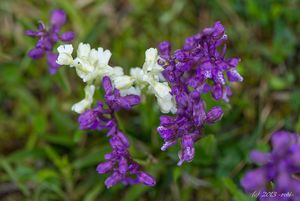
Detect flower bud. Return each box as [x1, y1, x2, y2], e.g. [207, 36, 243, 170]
[60, 31, 75, 42]
[50, 9, 66, 27]
[105, 172, 122, 188]
[137, 172, 156, 186]
[96, 161, 113, 174]
[206, 106, 223, 124]
[212, 84, 223, 100]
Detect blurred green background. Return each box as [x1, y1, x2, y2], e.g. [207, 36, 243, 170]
[0, 0, 299, 200]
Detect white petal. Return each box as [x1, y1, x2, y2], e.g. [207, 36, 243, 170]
[143, 48, 164, 73]
[157, 96, 175, 113]
[77, 43, 91, 58]
[130, 67, 143, 79]
[71, 99, 90, 114]
[85, 85, 95, 101]
[57, 44, 73, 54]
[113, 75, 134, 89]
[71, 85, 95, 113]
[120, 86, 141, 96]
[56, 53, 73, 65]
[153, 82, 171, 99]
[111, 66, 124, 77]
[145, 48, 158, 62]
[89, 49, 99, 65]
[98, 48, 112, 65]
[56, 45, 74, 65]
[73, 58, 93, 71]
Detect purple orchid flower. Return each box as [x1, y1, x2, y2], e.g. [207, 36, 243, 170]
[241, 131, 300, 200]
[25, 9, 75, 74]
[157, 21, 243, 165]
[78, 76, 156, 188]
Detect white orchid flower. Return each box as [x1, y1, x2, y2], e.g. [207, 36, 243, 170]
[56, 44, 74, 65]
[72, 85, 95, 113]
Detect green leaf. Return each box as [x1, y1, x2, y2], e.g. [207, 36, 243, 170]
[73, 146, 110, 169]
[43, 133, 75, 147]
[222, 177, 254, 201]
[195, 134, 217, 165]
[0, 157, 30, 196]
[123, 185, 148, 201]
[36, 169, 59, 182]
[7, 148, 45, 162]
[83, 183, 103, 201]
[173, 166, 181, 182]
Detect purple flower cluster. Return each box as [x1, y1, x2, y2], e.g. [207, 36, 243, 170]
[78, 77, 156, 188]
[157, 21, 242, 165]
[25, 9, 75, 74]
[241, 131, 300, 200]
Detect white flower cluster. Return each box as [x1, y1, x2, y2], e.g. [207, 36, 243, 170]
[56, 43, 176, 114]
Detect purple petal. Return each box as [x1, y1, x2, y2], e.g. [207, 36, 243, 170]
[50, 9, 67, 28]
[199, 60, 213, 79]
[25, 30, 39, 37]
[157, 126, 175, 141]
[249, 150, 270, 165]
[78, 109, 98, 130]
[276, 171, 291, 192]
[137, 172, 156, 186]
[212, 21, 225, 39]
[183, 36, 195, 50]
[107, 125, 117, 136]
[206, 106, 224, 124]
[128, 162, 140, 174]
[161, 140, 177, 151]
[212, 68, 225, 85]
[240, 169, 267, 193]
[178, 135, 195, 165]
[102, 76, 113, 95]
[104, 153, 114, 160]
[290, 179, 300, 195]
[47, 52, 60, 74]
[271, 131, 294, 153]
[28, 48, 45, 59]
[115, 131, 129, 147]
[118, 95, 140, 109]
[158, 41, 171, 58]
[60, 31, 75, 42]
[159, 115, 175, 127]
[227, 58, 239, 67]
[174, 50, 186, 62]
[288, 144, 300, 167]
[211, 84, 223, 100]
[49, 32, 60, 43]
[105, 172, 122, 188]
[227, 69, 243, 82]
[119, 157, 128, 174]
[110, 135, 129, 149]
[37, 21, 46, 31]
[36, 38, 53, 51]
[96, 161, 113, 174]
[192, 100, 206, 126]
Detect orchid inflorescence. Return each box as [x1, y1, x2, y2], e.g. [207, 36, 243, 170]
[78, 76, 156, 188]
[26, 9, 243, 188]
[241, 131, 300, 200]
[26, 9, 75, 74]
[157, 21, 243, 165]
